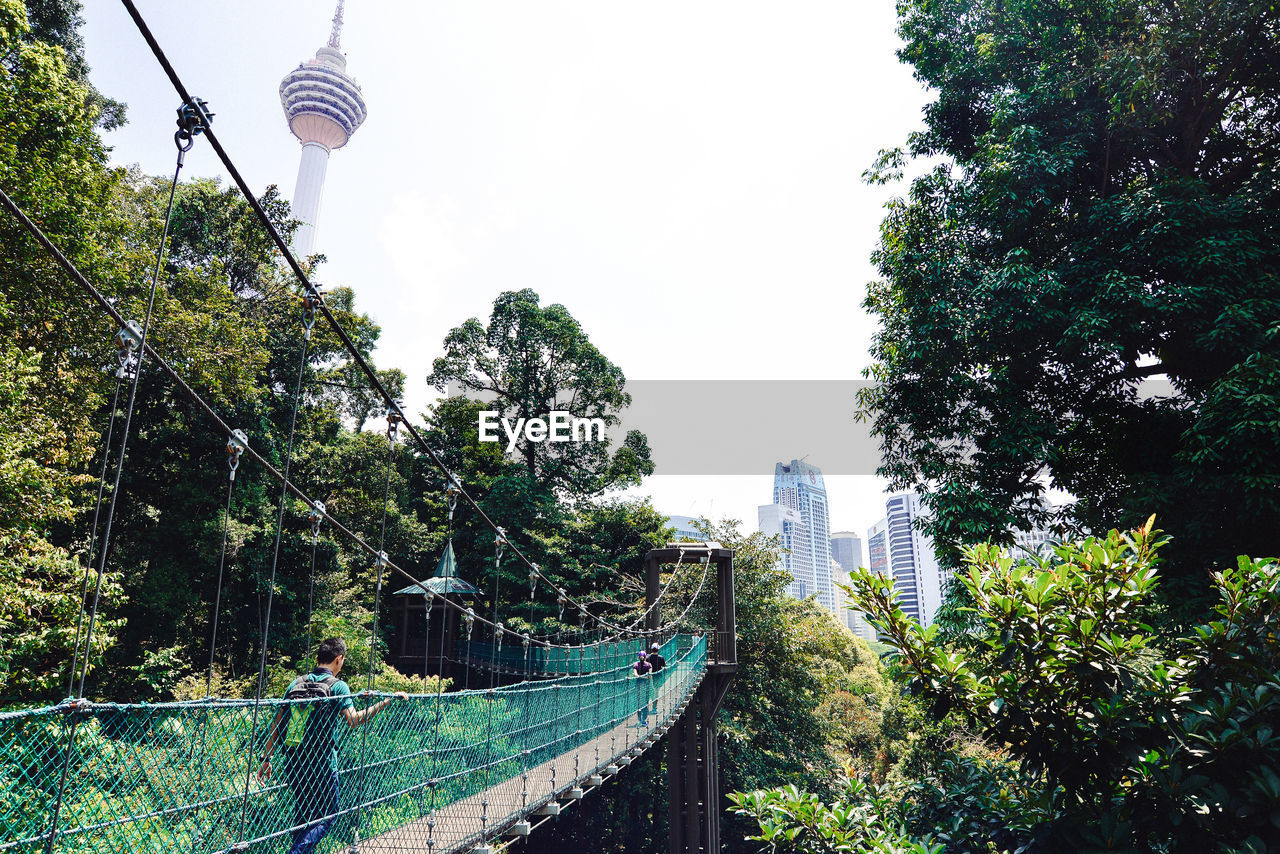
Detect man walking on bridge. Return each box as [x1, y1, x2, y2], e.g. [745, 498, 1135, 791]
[257, 638, 408, 854]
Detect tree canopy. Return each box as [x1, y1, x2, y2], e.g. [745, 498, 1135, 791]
[428, 288, 653, 498]
[859, 0, 1280, 584]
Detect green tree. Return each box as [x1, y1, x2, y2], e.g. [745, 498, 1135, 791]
[0, 0, 129, 702]
[847, 523, 1280, 851]
[859, 0, 1280, 585]
[427, 288, 653, 497]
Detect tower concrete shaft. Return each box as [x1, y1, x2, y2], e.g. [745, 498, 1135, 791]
[280, 0, 367, 258]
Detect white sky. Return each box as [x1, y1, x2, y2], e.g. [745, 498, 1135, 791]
[82, 0, 932, 545]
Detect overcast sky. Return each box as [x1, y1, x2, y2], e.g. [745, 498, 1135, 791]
[82, 0, 932, 546]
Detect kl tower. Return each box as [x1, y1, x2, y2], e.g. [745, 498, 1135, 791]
[279, 0, 367, 258]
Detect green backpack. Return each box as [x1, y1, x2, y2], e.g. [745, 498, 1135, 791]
[283, 673, 338, 749]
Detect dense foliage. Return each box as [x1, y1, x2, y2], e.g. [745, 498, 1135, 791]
[771, 524, 1278, 853]
[0, 0, 672, 709]
[427, 288, 654, 497]
[525, 520, 910, 854]
[858, 0, 1280, 585]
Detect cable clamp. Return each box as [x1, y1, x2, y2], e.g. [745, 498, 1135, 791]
[302, 290, 325, 331]
[174, 97, 214, 153]
[386, 408, 403, 440]
[226, 429, 248, 478]
[376, 551, 389, 568]
[116, 320, 143, 355]
[308, 500, 326, 535]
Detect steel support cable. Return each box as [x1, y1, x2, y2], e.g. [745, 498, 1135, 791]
[617, 547, 687, 636]
[1, 193, 676, 682]
[234, 296, 314, 846]
[65, 364, 127, 699]
[115, 0, 662, 643]
[490, 531, 505, 690]
[77, 138, 190, 697]
[303, 499, 325, 658]
[0, 186, 576, 660]
[596, 553, 714, 650]
[354, 410, 399, 849]
[587, 551, 707, 647]
[205, 436, 244, 697]
[43, 121, 198, 854]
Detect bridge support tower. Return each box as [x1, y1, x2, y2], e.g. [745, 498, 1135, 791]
[645, 543, 737, 854]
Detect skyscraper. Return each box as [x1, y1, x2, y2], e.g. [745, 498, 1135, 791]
[760, 460, 835, 610]
[280, 1, 368, 258]
[830, 531, 864, 574]
[830, 531, 876, 640]
[869, 493, 945, 626]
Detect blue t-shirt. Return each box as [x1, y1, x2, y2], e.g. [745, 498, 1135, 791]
[282, 667, 355, 772]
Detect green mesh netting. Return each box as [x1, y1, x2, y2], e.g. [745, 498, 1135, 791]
[457, 634, 665, 675]
[0, 635, 705, 854]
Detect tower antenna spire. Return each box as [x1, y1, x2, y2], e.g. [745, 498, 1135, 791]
[328, 0, 345, 49]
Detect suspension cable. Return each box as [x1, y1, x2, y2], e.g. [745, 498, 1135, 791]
[234, 292, 316, 844]
[43, 102, 209, 854]
[303, 499, 325, 658]
[205, 429, 246, 696]
[0, 182, 700, 663]
[65, 346, 131, 698]
[76, 108, 207, 697]
[352, 410, 399, 847]
[115, 0, 668, 642]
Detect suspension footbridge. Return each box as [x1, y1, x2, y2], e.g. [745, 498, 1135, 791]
[0, 2, 741, 851]
[2, 630, 729, 854]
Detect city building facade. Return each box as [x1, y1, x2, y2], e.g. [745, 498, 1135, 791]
[830, 531, 864, 573]
[666, 515, 702, 542]
[830, 532, 876, 640]
[868, 493, 945, 627]
[759, 460, 835, 611]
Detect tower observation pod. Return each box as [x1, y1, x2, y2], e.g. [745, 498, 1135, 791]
[279, 0, 367, 258]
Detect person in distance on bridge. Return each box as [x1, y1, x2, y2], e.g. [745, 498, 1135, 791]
[647, 642, 666, 717]
[633, 651, 652, 728]
[256, 638, 409, 854]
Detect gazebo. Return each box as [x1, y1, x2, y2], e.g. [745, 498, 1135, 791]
[389, 541, 478, 679]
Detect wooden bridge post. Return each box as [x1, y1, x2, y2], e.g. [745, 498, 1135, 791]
[645, 543, 737, 854]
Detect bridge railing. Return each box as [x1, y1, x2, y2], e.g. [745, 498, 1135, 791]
[0, 634, 706, 854]
[457, 631, 677, 676]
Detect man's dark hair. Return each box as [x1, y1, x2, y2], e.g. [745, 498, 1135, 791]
[316, 638, 347, 664]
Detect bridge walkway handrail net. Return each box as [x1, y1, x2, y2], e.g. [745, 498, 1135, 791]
[457, 631, 675, 675]
[0, 634, 705, 853]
